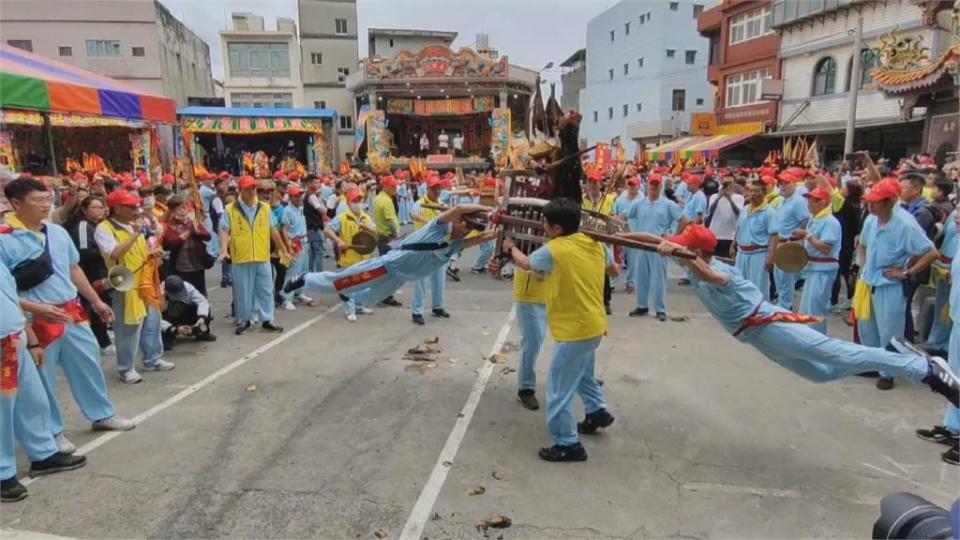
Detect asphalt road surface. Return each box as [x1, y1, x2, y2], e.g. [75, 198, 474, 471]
[3, 246, 958, 539]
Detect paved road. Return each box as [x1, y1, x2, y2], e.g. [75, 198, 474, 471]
[3, 248, 958, 539]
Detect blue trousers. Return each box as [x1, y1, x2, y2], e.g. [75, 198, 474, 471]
[856, 283, 905, 379]
[742, 319, 928, 383]
[944, 322, 960, 434]
[307, 229, 325, 273]
[926, 277, 951, 351]
[112, 293, 164, 375]
[516, 302, 547, 391]
[547, 336, 606, 446]
[38, 320, 115, 435]
[1, 334, 58, 481]
[624, 248, 637, 288]
[233, 262, 275, 326]
[283, 247, 310, 302]
[472, 240, 495, 271]
[774, 268, 799, 311]
[798, 270, 834, 334]
[399, 199, 412, 224]
[412, 264, 446, 315]
[736, 251, 770, 301]
[634, 250, 668, 313]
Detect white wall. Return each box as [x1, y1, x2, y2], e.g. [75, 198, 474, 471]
[221, 33, 304, 107]
[370, 35, 451, 58]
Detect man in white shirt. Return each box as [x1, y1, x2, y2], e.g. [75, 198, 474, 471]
[438, 130, 449, 154]
[453, 133, 464, 157]
[705, 178, 744, 258]
[419, 134, 430, 157]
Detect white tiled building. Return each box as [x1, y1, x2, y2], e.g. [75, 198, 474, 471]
[221, 13, 304, 109]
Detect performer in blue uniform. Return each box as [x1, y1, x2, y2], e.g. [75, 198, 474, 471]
[734, 180, 779, 300]
[793, 187, 841, 334]
[625, 174, 680, 320]
[772, 173, 811, 310]
[923, 208, 956, 356]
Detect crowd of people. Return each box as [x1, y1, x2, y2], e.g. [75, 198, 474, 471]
[0, 148, 958, 502]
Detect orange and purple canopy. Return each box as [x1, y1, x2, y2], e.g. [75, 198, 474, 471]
[0, 45, 175, 123]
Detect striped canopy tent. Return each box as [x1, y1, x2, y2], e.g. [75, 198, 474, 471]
[0, 45, 175, 123]
[645, 133, 755, 163]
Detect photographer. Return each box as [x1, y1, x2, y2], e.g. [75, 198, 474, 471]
[160, 275, 216, 350]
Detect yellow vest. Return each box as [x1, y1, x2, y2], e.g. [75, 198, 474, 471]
[226, 200, 271, 264]
[339, 208, 374, 268]
[513, 269, 546, 304]
[98, 220, 149, 324]
[373, 191, 398, 237]
[543, 232, 607, 341]
[415, 196, 443, 230]
[582, 194, 616, 216]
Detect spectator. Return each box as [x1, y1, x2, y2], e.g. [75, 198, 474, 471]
[161, 196, 212, 297]
[932, 178, 954, 222]
[303, 175, 327, 272]
[705, 178, 743, 259]
[67, 195, 114, 355]
[830, 182, 863, 312]
[900, 172, 940, 343]
[160, 275, 216, 350]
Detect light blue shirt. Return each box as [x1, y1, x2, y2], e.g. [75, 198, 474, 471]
[803, 214, 842, 273]
[0, 261, 26, 338]
[683, 190, 708, 222]
[398, 184, 410, 199]
[199, 184, 216, 209]
[937, 212, 957, 263]
[860, 206, 935, 287]
[0, 222, 79, 305]
[776, 191, 810, 238]
[735, 206, 778, 248]
[281, 204, 307, 238]
[627, 196, 681, 236]
[220, 199, 278, 231]
[673, 180, 690, 204]
[417, 183, 427, 199]
[951, 244, 960, 324]
[320, 185, 334, 201]
[689, 258, 770, 337]
[381, 218, 462, 280]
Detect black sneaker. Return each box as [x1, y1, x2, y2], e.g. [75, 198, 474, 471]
[432, 308, 451, 318]
[412, 314, 425, 325]
[876, 377, 895, 390]
[381, 297, 402, 307]
[235, 322, 252, 335]
[942, 441, 959, 465]
[538, 443, 587, 462]
[922, 355, 960, 408]
[916, 425, 959, 446]
[262, 322, 284, 333]
[196, 333, 218, 343]
[29, 452, 87, 477]
[469, 267, 485, 275]
[629, 308, 649, 317]
[922, 346, 949, 359]
[517, 389, 539, 411]
[656, 312, 668, 322]
[446, 268, 461, 282]
[0, 477, 27, 503]
[678, 278, 691, 286]
[577, 408, 615, 435]
[283, 275, 305, 294]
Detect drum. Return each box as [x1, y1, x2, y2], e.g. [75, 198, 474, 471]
[350, 230, 378, 255]
[772, 242, 808, 273]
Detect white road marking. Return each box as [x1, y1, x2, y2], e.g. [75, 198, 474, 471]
[682, 481, 802, 499]
[398, 306, 516, 540]
[861, 462, 953, 499]
[22, 304, 341, 487]
[880, 454, 912, 476]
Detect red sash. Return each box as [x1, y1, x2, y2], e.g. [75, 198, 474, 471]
[332, 265, 388, 292]
[32, 299, 90, 349]
[1, 333, 20, 397]
[733, 303, 822, 337]
[738, 245, 768, 253]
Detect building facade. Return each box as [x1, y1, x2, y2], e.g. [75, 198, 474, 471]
[221, 13, 303, 110]
[298, 0, 359, 161]
[0, 0, 215, 106]
[579, 0, 714, 146]
[697, 0, 780, 130]
[559, 48, 586, 114]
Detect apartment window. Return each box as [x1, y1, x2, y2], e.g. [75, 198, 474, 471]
[335, 18, 348, 35]
[846, 48, 878, 91]
[389, 38, 394, 47]
[132, 47, 145, 57]
[640, 14, 646, 23]
[608, 107, 613, 119]
[58, 46, 72, 57]
[311, 52, 323, 65]
[672, 89, 686, 111]
[693, 4, 704, 17]
[724, 68, 772, 107]
[670, 2, 679, 11]
[729, 7, 772, 45]
[314, 100, 327, 109]
[593, 111, 598, 122]
[637, 57, 644, 68]
[812, 57, 837, 96]
[625, 21, 630, 35]
[610, 29, 615, 42]
[696, 98, 704, 106]
[666, 49, 676, 58]
[636, 103, 642, 112]
[227, 42, 290, 77]
[608, 68, 614, 81]
[647, 12, 652, 21]
[622, 104, 629, 117]
[231, 92, 293, 108]
[7, 40, 32, 52]
[685, 50, 697, 64]
[337, 67, 350, 83]
[339, 115, 353, 130]
[86, 40, 120, 57]
[623, 63, 629, 76]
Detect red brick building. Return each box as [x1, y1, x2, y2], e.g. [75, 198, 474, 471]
[698, 0, 780, 130]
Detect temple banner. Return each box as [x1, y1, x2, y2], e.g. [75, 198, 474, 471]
[491, 108, 511, 168]
[386, 96, 496, 116]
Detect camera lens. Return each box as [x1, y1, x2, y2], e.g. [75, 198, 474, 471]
[872, 492, 952, 539]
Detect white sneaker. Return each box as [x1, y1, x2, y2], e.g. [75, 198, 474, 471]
[283, 300, 296, 311]
[119, 370, 143, 384]
[358, 307, 374, 315]
[346, 313, 358, 322]
[142, 359, 175, 372]
[100, 344, 116, 355]
[55, 433, 76, 454]
[298, 294, 314, 303]
[92, 415, 135, 432]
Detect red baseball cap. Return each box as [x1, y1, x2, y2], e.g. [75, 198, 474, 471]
[218, 171, 231, 180]
[864, 177, 901, 203]
[288, 172, 301, 181]
[786, 166, 807, 178]
[627, 176, 640, 186]
[665, 224, 718, 253]
[287, 186, 304, 197]
[346, 189, 364, 203]
[381, 175, 399, 188]
[273, 171, 287, 180]
[484, 177, 497, 188]
[803, 187, 832, 202]
[648, 174, 663, 185]
[121, 178, 137, 190]
[427, 176, 442, 188]
[778, 172, 798, 184]
[761, 175, 777, 186]
[106, 190, 142, 208]
[238, 175, 258, 190]
[161, 174, 175, 185]
[685, 174, 702, 187]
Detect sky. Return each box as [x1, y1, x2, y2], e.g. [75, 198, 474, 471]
[158, 0, 612, 95]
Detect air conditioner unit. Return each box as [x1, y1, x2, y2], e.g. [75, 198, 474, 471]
[760, 79, 783, 101]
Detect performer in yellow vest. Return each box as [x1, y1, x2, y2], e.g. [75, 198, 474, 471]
[502, 198, 620, 462]
[582, 175, 617, 314]
[371, 175, 402, 307]
[96, 189, 173, 384]
[410, 176, 450, 325]
[218, 176, 289, 335]
[325, 189, 376, 322]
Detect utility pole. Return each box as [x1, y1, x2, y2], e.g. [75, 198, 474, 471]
[844, 16, 863, 156]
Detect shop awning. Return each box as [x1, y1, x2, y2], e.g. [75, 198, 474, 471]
[645, 133, 755, 162]
[0, 45, 176, 123]
[178, 106, 336, 134]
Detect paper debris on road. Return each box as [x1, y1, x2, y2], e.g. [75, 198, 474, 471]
[245, 384, 257, 393]
[467, 485, 486, 496]
[475, 515, 511, 532]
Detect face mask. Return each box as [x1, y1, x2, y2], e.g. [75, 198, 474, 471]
[349, 203, 363, 214]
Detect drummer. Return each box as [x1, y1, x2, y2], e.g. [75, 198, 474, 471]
[734, 180, 779, 300]
[792, 187, 841, 334]
[773, 171, 811, 311]
[324, 189, 375, 322]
